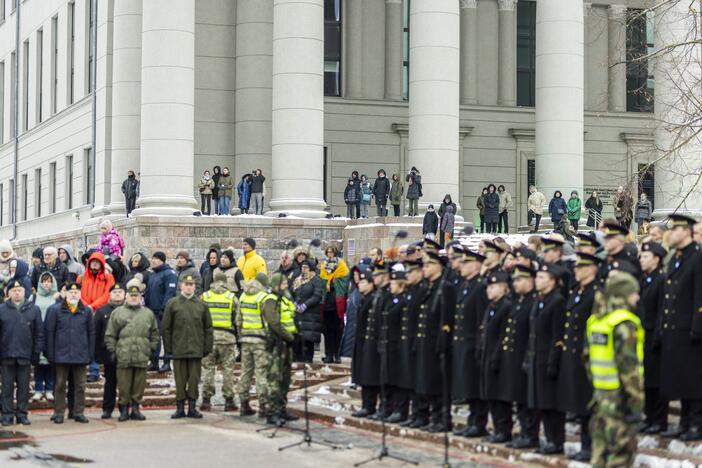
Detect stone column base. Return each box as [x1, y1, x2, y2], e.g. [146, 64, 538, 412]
[130, 195, 198, 217]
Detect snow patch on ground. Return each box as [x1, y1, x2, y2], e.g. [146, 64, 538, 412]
[314, 385, 332, 395]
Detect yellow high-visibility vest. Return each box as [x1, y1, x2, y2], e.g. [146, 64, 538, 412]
[201, 290, 235, 329]
[587, 309, 644, 391]
[279, 295, 297, 334]
[239, 291, 268, 337]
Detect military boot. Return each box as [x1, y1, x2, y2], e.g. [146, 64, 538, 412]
[171, 401, 186, 419]
[240, 401, 255, 417]
[224, 398, 238, 412]
[187, 399, 203, 419]
[266, 414, 286, 427]
[257, 404, 266, 419]
[130, 403, 146, 421]
[200, 397, 212, 412]
[118, 405, 130, 422]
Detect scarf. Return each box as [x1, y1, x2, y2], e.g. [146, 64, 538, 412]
[293, 270, 316, 291]
[319, 259, 350, 292]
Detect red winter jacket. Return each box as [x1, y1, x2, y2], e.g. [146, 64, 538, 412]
[78, 252, 115, 310]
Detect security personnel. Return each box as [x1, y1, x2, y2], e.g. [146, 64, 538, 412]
[261, 273, 297, 427]
[540, 235, 574, 296]
[480, 241, 504, 277]
[638, 241, 668, 434]
[200, 272, 239, 412]
[235, 272, 270, 418]
[602, 222, 641, 279]
[575, 232, 602, 256]
[163, 275, 213, 419]
[0, 281, 43, 426]
[497, 265, 538, 449]
[105, 278, 159, 422]
[525, 263, 566, 454]
[452, 250, 489, 438]
[556, 253, 601, 462]
[368, 262, 392, 420]
[586, 272, 644, 468]
[659, 214, 702, 440]
[380, 268, 409, 423]
[351, 268, 378, 418]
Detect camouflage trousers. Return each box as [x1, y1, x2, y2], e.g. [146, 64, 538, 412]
[590, 405, 638, 468]
[236, 341, 269, 407]
[201, 331, 237, 399]
[263, 343, 293, 416]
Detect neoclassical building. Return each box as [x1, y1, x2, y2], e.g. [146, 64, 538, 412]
[0, 0, 698, 240]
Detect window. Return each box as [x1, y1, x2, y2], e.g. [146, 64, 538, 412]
[0, 61, 4, 144]
[8, 179, 14, 224]
[65, 155, 73, 209]
[517, 1, 537, 107]
[20, 173, 27, 221]
[68, 2, 75, 105]
[36, 29, 43, 124]
[86, 0, 94, 94]
[49, 161, 56, 213]
[10, 52, 16, 138]
[638, 163, 655, 207]
[403, 0, 410, 100]
[324, 0, 341, 96]
[0, 0, 5, 22]
[84, 147, 94, 204]
[627, 9, 654, 112]
[34, 168, 41, 218]
[22, 40, 29, 132]
[51, 15, 58, 114]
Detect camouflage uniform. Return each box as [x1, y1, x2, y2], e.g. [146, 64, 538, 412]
[260, 292, 296, 417]
[236, 342, 269, 406]
[586, 286, 644, 468]
[201, 330, 237, 399]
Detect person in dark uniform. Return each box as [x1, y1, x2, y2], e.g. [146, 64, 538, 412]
[351, 268, 380, 418]
[452, 250, 489, 438]
[368, 263, 392, 420]
[477, 271, 512, 443]
[575, 232, 601, 256]
[415, 251, 455, 433]
[480, 240, 504, 277]
[638, 241, 668, 434]
[659, 214, 702, 441]
[446, 243, 465, 289]
[602, 221, 641, 279]
[525, 263, 567, 454]
[513, 246, 537, 270]
[496, 265, 538, 449]
[540, 236, 574, 296]
[380, 268, 409, 423]
[398, 260, 430, 427]
[556, 252, 601, 462]
[93, 283, 126, 419]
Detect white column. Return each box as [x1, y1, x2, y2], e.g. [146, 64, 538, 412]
[235, 0, 273, 208]
[269, 0, 327, 217]
[132, 0, 197, 216]
[653, 0, 702, 217]
[408, 0, 460, 210]
[583, 3, 591, 110]
[498, 0, 517, 106]
[460, 0, 478, 104]
[535, 0, 584, 200]
[106, 0, 141, 215]
[384, 0, 403, 100]
[607, 4, 627, 112]
[345, 0, 363, 98]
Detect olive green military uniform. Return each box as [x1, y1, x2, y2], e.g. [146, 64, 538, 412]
[235, 279, 270, 408]
[201, 287, 239, 401]
[105, 303, 160, 405]
[261, 292, 296, 417]
[163, 293, 213, 402]
[586, 274, 644, 468]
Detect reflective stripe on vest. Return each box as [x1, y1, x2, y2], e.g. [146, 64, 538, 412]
[586, 309, 644, 391]
[279, 296, 297, 334]
[202, 290, 235, 329]
[239, 291, 268, 336]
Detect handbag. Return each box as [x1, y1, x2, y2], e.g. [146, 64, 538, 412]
[362, 193, 371, 203]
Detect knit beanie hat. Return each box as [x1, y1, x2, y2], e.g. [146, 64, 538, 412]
[243, 237, 256, 249]
[0, 239, 13, 255]
[152, 251, 167, 263]
[32, 247, 44, 259]
[221, 250, 235, 264]
[176, 251, 190, 261]
[604, 272, 640, 300]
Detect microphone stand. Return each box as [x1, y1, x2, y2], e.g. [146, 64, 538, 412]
[354, 287, 418, 467]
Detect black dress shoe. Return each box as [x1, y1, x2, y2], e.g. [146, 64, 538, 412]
[73, 415, 89, 424]
[53, 415, 64, 424]
[16, 416, 30, 426]
[463, 426, 489, 438]
[568, 450, 591, 462]
[1, 417, 13, 426]
[101, 410, 112, 420]
[266, 415, 286, 427]
[399, 417, 415, 427]
[537, 442, 564, 455]
[408, 418, 429, 429]
[424, 423, 450, 433]
[351, 408, 373, 418]
[385, 412, 407, 424]
[281, 412, 299, 421]
[661, 426, 686, 438]
[487, 433, 512, 444]
[644, 424, 665, 434]
[68, 411, 74, 419]
[511, 437, 539, 449]
[680, 427, 702, 442]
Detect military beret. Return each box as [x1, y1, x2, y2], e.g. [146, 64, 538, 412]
[541, 236, 565, 251]
[126, 284, 141, 294]
[424, 251, 448, 266]
[608, 259, 639, 277]
[574, 252, 602, 268]
[511, 264, 536, 279]
[66, 282, 81, 291]
[486, 271, 510, 285]
[641, 242, 667, 259]
[576, 232, 601, 248]
[483, 240, 504, 254]
[602, 221, 629, 237]
[110, 283, 125, 292]
[463, 250, 486, 263]
[7, 280, 24, 290]
[669, 214, 697, 228]
[538, 263, 565, 278]
[181, 275, 196, 284]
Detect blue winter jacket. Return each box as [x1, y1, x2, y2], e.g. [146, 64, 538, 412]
[238, 179, 252, 210]
[144, 263, 178, 313]
[0, 300, 44, 362]
[45, 301, 95, 364]
[548, 197, 568, 224]
[339, 286, 360, 358]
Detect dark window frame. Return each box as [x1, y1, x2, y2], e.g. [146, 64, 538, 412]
[324, 0, 342, 96]
[626, 8, 654, 113]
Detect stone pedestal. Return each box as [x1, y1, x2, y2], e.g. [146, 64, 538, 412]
[132, 0, 197, 216]
[270, 0, 327, 217]
[535, 0, 584, 200]
[408, 0, 460, 211]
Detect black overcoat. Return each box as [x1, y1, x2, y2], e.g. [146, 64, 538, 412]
[397, 283, 428, 390]
[477, 296, 511, 401]
[639, 268, 664, 389]
[451, 276, 486, 400]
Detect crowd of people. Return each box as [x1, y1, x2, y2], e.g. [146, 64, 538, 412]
[344, 167, 422, 219]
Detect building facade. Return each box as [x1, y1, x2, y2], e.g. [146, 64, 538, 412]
[0, 0, 693, 239]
